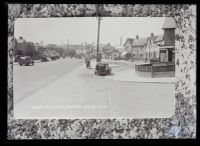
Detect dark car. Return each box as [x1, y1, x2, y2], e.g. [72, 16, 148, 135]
[95, 63, 111, 76]
[55, 55, 60, 59]
[40, 55, 49, 62]
[18, 56, 34, 66]
[50, 55, 57, 60]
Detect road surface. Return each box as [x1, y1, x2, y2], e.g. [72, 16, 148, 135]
[14, 58, 175, 119]
[13, 58, 83, 103]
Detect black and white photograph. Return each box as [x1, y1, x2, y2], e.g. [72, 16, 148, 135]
[13, 17, 176, 119]
[6, 4, 196, 139]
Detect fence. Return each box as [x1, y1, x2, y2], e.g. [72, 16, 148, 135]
[135, 63, 175, 73]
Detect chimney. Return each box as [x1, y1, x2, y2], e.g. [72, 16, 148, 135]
[151, 33, 154, 37]
[136, 35, 139, 39]
[120, 36, 122, 46]
[19, 36, 23, 39]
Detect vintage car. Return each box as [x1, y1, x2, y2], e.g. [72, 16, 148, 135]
[95, 63, 111, 76]
[18, 56, 34, 66]
[40, 55, 49, 62]
[50, 55, 57, 60]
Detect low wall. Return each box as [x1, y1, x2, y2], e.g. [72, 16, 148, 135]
[135, 70, 152, 78]
[152, 71, 175, 78]
[135, 63, 175, 78]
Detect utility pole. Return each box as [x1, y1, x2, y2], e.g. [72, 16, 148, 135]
[96, 4, 103, 62]
[26, 41, 28, 56]
[67, 39, 69, 50]
[96, 17, 101, 55]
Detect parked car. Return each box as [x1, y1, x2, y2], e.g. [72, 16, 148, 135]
[114, 56, 124, 60]
[95, 63, 111, 76]
[40, 55, 49, 62]
[50, 55, 57, 60]
[55, 55, 60, 59]
[63, 55, 66, 59]
[76, 54, 82, 59]
[18, 56, 34, 66]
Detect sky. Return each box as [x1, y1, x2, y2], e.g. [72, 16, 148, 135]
[14, 17, 165, 46]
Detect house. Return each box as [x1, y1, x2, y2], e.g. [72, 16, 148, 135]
[14, 37, 27, 56]
[131, 35, 147, 60]
[145, 33, 164, 60]
[102, 43, 115, 59]
[26, 42, 36, 56]
[124, 38, 134, 53]
[114, 45, 125, 54]
[159, 17, 176, 63]
[135, 17, 176, 78]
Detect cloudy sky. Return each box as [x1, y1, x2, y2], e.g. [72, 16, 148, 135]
[14, 17, 165, 46]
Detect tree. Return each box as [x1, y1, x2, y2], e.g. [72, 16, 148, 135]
[125, 52, 132, 60]
[67, 49, 76, 57]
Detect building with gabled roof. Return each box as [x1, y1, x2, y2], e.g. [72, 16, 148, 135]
[135, 17, 176, 78]
[162, 17, 176, 29]
[131, 36, 148, 60]
[14, 36, 27, 56]
[145, 33, 164, 60]
[124, 38, 134, 53]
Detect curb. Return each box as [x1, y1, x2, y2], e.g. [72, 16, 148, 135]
[104, 78, 176, 84]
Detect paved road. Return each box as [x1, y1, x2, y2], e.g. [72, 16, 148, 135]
[13, 58, 83, 103]
[14, 59, 175, 119]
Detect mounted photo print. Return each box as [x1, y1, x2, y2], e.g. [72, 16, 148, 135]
[13, 17, 176, 119]
[6, 4, 196, 140]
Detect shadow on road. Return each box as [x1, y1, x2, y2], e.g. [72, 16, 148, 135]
[107, 73, 115, 76]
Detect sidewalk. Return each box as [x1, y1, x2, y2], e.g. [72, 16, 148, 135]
[90, 60, 176, 83]
[90, 60, 124, 68]
[105, 69, 176, 83]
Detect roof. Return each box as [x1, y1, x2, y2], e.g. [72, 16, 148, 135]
[159, 45, 175, 49]
[124, 38, 134, 46]
[121, 52, 128, 56]
[154, 34, 164, 42]
[132, 38, 147, 46]
[20, 56, 31, 59]
[162, 17, 176, 29]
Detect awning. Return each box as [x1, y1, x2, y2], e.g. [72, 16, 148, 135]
[159, 45, 175, 49]
[121, 52, 128, 56]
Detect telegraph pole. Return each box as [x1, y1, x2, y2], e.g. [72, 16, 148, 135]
[96, 4, 103, 62]
[96, 17, 101, 55]
[67, 39, 69, 50]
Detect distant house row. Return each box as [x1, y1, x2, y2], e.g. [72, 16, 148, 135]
[14, 37, 62, 59]
[14, 37, 38, 57]
[124, 17, 176, 63]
